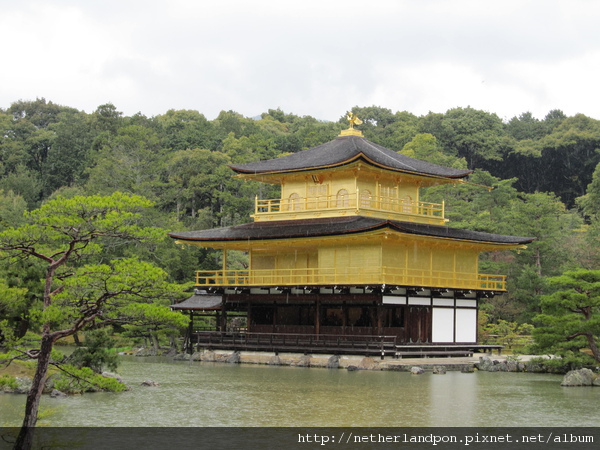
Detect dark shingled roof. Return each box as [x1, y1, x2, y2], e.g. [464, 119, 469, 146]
[229, 135, 472, 179]
[170, 291, 223, 310]
[169, 216, 535, 246]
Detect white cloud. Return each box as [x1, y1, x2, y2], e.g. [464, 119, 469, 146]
[501, 50, 600, 119]
[2, 0, 600, 121]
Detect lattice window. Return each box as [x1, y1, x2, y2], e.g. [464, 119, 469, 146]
[307, 184, 328, 209]
[360, 189, 372, 208]
[401, 195, 413, 214]
[288, 193, 301, 211]
[379, 185, 397, 210]
[336, 189, 349, 207]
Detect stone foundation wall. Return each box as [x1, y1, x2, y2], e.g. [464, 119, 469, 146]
[174, 349, 475, 372]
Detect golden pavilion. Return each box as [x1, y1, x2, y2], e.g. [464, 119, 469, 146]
[169, 116, 534, 357]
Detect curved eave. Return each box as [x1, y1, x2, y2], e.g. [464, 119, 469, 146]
[172, 233, 531, 252]
[170, 220, 383, 248]
[229, 135, 472, 180]
[384, 230, 531, 251]
[230, 154, 471, 183]
[387, 222, 534, 249]
[169, 217, 535, 250]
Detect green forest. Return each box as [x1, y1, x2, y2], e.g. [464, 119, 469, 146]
[1, 98, 600, 364]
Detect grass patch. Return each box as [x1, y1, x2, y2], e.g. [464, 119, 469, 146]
[0, 373, 18, 390]
[0, 359, 37, 378]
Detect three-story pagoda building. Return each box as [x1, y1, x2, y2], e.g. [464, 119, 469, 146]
[169, 117, 534, 357]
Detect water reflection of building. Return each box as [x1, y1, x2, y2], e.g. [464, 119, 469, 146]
[169, 118, 534, 357]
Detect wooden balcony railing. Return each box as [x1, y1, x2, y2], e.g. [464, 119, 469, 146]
[194, 267, 506, 291]
[190, 331, 398, 357]
[254, 194, 445, 223]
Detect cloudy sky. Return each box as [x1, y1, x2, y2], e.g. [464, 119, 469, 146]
[2, 0, 599, 122]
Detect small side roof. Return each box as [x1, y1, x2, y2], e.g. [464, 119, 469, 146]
[229, 135, 472, 179]
[170, 291, 223, 310]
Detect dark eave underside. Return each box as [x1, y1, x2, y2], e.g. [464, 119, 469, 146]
[229, 135, 472, 179]
[169, 216, 535, 246]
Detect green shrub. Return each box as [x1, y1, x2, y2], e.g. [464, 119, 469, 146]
[53, 365, 127, 393]
[67, 328, 119, 373]
[0, 374, 18, 390]
[482, 320, 534, 351]
[526, 354, 596, 374]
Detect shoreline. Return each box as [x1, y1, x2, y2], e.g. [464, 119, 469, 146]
[5, 350, 598, 396]
[169, 349, 544, 373]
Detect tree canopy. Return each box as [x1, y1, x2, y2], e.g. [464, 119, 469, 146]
[0, 193, 188, 449]
[533, 269, 600, 364]
[1, 99, 600, 320]
[1, 98, 600, 415]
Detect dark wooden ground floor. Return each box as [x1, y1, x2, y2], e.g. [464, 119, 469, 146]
[188, 293, 434, 343]
[174, 290, 501, 357]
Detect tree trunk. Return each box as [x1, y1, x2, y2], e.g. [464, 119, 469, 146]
[73, 331, 81, 346]
[586, 333, 600, 363]
[151, 333, 160, 351]
[15, 317, 30, 339]
[14, 335, 54, 450]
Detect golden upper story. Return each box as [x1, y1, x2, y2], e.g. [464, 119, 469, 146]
[232, 125, 471, 226]
[169, 118, 534, 292]
[252, 161, 447, 224]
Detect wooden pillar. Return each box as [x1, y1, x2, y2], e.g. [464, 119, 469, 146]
[220, 298, 227, 332]
[187, 311, 194, 353]
[315, 298, 320, 337]
[247, 301, 253, 332]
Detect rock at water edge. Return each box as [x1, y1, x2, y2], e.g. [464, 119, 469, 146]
[102, 372, 124, 383]
[359, 357, 378, 370]
[50, 389, 67, 398]
[267, 355, 281, 366]
[327, 355, 340, 369]
[561, 368, 596, 386]
[226, 352, 241, 364]
[296, 355, 311, 367]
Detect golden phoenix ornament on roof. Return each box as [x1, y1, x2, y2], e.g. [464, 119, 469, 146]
[346, 112, 362, 129]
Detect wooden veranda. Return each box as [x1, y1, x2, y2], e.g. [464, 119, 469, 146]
[187, 331, 503, 359]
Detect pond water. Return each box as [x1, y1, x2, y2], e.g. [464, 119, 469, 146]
[2, 356, 599, 428]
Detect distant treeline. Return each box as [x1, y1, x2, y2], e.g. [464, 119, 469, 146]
[2, 98, 600, 323]
[2, 100, 599, 210]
